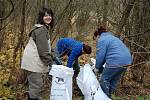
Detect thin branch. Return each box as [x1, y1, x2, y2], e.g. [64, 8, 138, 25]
[124, 37, 148, 51]
[133, 52, 150, 54]
[0, 0, 14, 20]
[124, 29, 150, 38]
[117, 0, 136, 35]
[51, 0, 73, 46]
[0, 0, 22, 31]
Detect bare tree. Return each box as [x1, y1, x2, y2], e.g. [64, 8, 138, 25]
[117, 0, 136, 37]
[13, 0, 26, 68]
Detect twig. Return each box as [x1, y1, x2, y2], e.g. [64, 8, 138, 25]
[0, 0, 14, 20]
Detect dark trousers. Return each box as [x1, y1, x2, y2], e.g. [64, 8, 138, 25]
[100, 67, 126, 98]
[27, 72, 43, 100]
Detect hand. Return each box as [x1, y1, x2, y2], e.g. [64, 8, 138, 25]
[93, 68, 99, 74]
[90, 58, 96, 68]
[61, 55, 67, 62]
[91, 65, 95, 70]
[90, 64, 99, 74]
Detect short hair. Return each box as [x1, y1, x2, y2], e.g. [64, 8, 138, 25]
[37, 7, 54, 28]
[83, 44, 92, 54]
[93, 26, 107, 38]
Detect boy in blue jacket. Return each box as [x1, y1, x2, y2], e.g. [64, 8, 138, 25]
[93, 26, 132, 98]
[55, 38, 92, 75]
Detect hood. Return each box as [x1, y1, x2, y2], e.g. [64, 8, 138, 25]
[31, 24, 43, 31]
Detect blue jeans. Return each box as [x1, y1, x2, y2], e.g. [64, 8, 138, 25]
[100, 67, 126, 98]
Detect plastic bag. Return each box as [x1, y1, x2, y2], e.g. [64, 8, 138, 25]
[76, 64, 111, 100]
[90, 58, 106, 69]
[49, 65, 74, 100]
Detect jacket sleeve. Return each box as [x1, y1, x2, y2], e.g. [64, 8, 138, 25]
[95, 37, 107, 70]
[33, 27, 52, 66]
[67, 48, 81, 68]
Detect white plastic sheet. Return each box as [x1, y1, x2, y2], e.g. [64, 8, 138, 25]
[49, 65, 74, 100]
[90, 58, 106, 69]
[76, 64, 111, 100]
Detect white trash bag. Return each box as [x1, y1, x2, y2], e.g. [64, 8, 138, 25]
[49, 65, 74, 100]
[76, 64, 111, 100]
[90, 58, 106, 69]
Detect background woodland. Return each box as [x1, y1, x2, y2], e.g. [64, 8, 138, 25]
[0, 0, 150, 99]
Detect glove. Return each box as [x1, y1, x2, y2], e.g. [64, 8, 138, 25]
[54, 56, 62, 65]
[51, 49, 62, 65]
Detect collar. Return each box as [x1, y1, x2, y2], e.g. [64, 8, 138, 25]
[100, 32, 112, 36]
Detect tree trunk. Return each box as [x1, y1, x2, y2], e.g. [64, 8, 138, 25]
[44, 0, 48, 8]
[13, 0, 26, 67]
[103, 0, 108, 26]
[117, 0, 136, 37]
[0, 0, 5, 51]
[12, 0, 26, 85]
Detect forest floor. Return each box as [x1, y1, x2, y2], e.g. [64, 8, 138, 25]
[1, 38, 150, 100]
[14, 75, 150, 100]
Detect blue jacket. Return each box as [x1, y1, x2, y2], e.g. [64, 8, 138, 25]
[56, 38, 83, 68]
[95, 32, 132, 69]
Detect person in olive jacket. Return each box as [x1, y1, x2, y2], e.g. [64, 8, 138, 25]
[21, 7, 54, 100]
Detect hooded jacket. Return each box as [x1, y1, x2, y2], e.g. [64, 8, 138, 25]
[21, 24, 52, 73]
